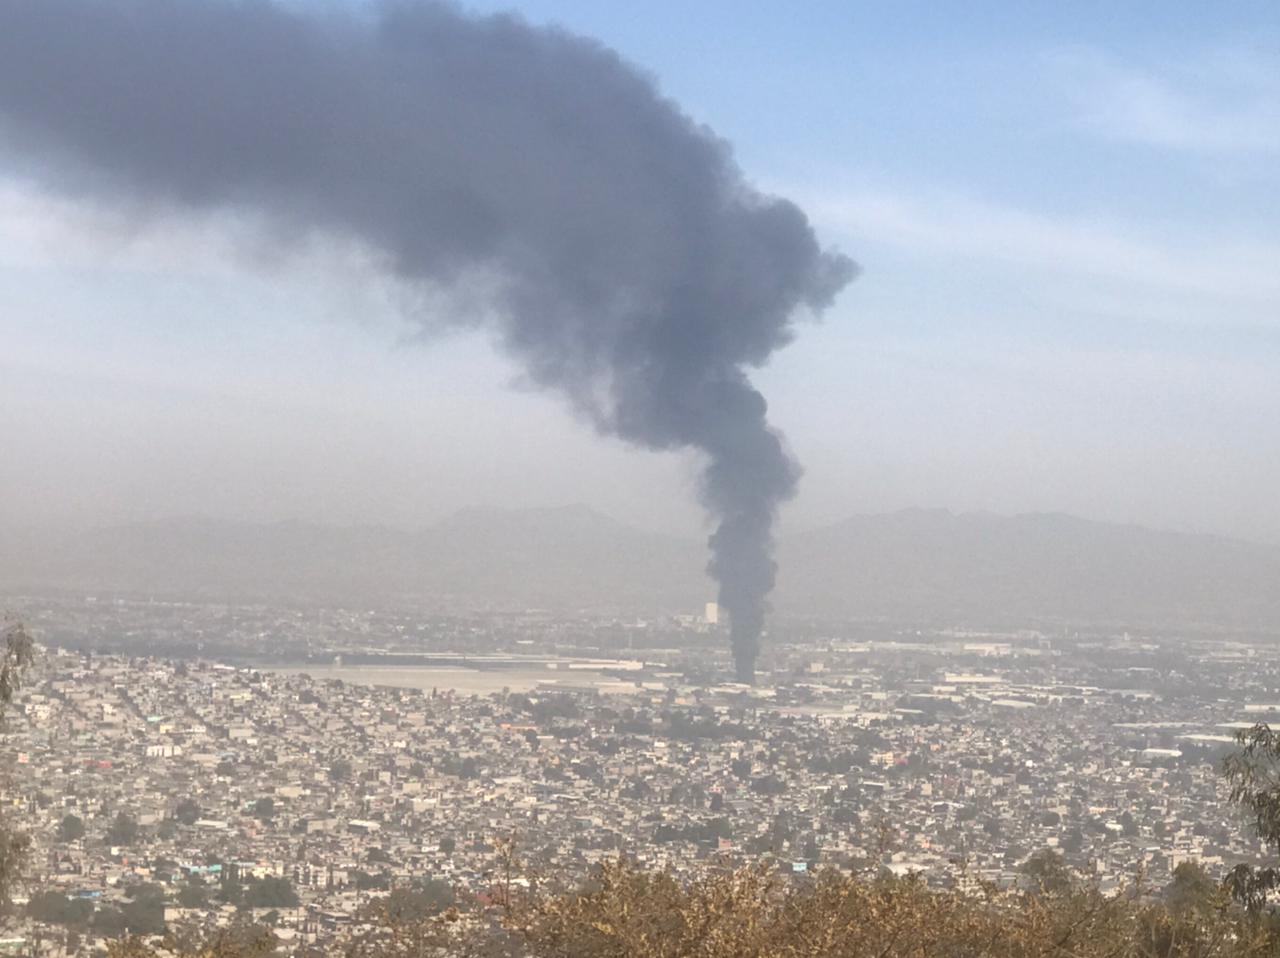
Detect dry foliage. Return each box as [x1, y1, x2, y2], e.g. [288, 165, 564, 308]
[502, 858, 1280, 958]
[106, 858, 1280, 958]
[282, 855, 1280, 957]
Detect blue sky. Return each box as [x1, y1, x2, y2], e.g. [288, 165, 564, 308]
[1, 1, 1277, 540]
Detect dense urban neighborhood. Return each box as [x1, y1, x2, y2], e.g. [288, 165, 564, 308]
[3, 599, 1277, 953]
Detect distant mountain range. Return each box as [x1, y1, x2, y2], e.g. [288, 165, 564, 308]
[778, 509, 1280, 629]
[3, 506, 1278, 630]
[0, 506, 704, 611]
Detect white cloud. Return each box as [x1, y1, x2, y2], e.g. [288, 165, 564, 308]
[809, 188, 1280, 328]
[1047, 47, 1280, 155]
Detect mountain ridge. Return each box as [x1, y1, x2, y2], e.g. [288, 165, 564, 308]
[3, 506, 1278, 630]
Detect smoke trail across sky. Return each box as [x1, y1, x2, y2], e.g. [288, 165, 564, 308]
[0, 0, 855, 681]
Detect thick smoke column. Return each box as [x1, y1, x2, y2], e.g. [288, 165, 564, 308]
[0, 0, 855, 681]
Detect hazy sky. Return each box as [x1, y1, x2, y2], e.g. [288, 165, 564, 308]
[2, 1, 1278, 542]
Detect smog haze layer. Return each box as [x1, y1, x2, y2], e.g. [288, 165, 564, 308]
[1, 2, 1277, 549]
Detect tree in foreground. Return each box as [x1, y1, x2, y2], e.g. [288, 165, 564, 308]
[0, 619, 35, 916]
[1165, 860, 1226, 919]
[0, 620, 34, 714]
[1222, 722, 1280, 912]
[1019, 847, 1075, 897]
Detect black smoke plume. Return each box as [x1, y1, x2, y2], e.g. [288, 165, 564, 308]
[0, 0, 855, 682]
